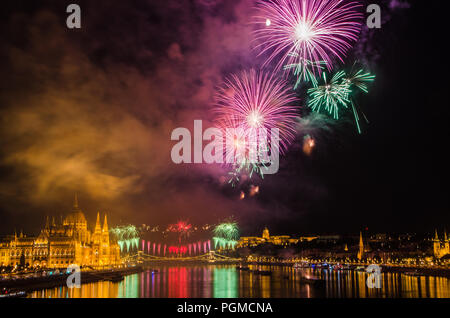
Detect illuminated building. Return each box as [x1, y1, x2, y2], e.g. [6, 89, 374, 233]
[0, 195, 121, 268]
[433, 230, 449, 259]
[237, 227, 316, 248]
[357, 231, 364, 261]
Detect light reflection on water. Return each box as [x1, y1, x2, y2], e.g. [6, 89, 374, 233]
[28, 265, 450, 298]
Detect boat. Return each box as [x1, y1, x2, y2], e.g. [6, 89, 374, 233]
[236, 266, 250, 271]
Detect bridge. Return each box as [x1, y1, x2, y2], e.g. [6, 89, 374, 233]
[125, 251, 242, 263]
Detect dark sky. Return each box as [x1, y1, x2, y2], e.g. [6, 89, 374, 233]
[0, 0, 448, 237]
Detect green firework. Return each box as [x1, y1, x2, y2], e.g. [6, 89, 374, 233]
[307, 71, 351, 120]
[284, 55, 327, 89]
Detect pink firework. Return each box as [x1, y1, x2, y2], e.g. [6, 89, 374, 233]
[253, 0, 363, 72]
[213, 69, 299, 154]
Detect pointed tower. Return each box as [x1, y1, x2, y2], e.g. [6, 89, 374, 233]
[94, 212, 101, 234]
[102, 214, 110, 246]
[73, 192, 79, 209]
[45, 216, 50, 232]
[357, 231, 364, 261]
[102, 215, 108, 233]
[433, 229, 441, 258]
[92, 212, 102, 245]
[445, 229, 450, 256]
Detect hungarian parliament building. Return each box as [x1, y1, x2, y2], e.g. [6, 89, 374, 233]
[0, 196, 121, 269]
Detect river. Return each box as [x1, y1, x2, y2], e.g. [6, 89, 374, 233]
[28, 264, 450, 298]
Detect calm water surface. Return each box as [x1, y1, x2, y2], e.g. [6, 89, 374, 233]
[28, 265, 450, 298]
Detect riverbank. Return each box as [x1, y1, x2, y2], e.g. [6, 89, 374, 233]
[0, 266, 144, 293]
[380, 265, 450, 278]
[243, 261, 450, 278]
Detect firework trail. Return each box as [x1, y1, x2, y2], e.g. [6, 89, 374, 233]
[110, 225, 140, 252]
[284, 55, 327, 88]
[253, 0, 363, 74]
[341, 66, 375, 133]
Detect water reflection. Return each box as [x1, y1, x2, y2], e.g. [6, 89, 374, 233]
[28, 265, 450, 298]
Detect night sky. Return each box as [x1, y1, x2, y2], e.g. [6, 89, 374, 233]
[0, 0, 448, 237]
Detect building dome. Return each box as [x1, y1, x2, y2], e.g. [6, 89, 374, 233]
[64, 210, 87, 225]
[63, 194, 88, 230]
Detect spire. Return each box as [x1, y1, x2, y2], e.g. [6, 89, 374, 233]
[445, 229, 448, 241]
[434, 229, 439, 241]
[73, 193, 79, 209]
[358, 231, 364, 261]
[94, 212, 101, 233]
[102, 214, 108, 233]
[45, 216, 50, 230]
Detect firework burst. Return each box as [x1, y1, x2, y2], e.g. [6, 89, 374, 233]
[214, 70, 298, 184]
[168, 221, 193, 243]
[213, 69, 299, 155]
[213, 222, 240, 241]
[253, 0, 363, 73]
[307, 66, 375, 133]
[110, 225, 140, 252]
[307, 70, 351, 119]
[213, 221, 240, 249]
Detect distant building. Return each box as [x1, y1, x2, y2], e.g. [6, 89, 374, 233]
[0, 195, 121, 269]
[237, 227, 316, 248]
[433, 230, 449, 259]
[357, 232, 364, 261]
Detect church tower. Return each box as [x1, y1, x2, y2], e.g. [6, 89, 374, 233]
[444, 230, 449, 254]
[433, 229, 441, 258]
[92, 212, 102, 245]
[357, 232, 364, 261]
[102, 214, 109, 244]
